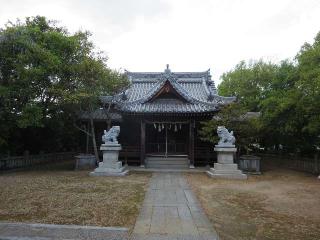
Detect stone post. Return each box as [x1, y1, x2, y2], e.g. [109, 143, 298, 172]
[206, 126, 247, 180]
[207, 146, 247, 179]
[90, 126, 128, 176]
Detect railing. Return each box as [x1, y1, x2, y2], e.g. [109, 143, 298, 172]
[0, 152, 75, 171]
[259, 153, 320, 174]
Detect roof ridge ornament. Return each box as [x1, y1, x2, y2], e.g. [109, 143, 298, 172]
[161, 64, 177, 82]
[165, 64, 171, 73]
[121, 91, 128, 100]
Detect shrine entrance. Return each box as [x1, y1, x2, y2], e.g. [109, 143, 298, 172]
[146, 122, 189, 156]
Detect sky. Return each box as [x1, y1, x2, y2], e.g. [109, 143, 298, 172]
[1, 0, 320, 85]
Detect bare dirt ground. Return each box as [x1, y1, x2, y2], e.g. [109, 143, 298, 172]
[0, 164, 151, 228]
[186, 169, 320, 240]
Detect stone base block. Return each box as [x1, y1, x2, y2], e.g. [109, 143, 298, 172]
[94, 165, 126, 173]
[214, 163, 238, 171]
[206, 170, 247, 179]
[206, 165, 247, 179]
[98, 161, 122, 169]
[210, 169, 244, 175]
[89, 169, 129, 177]
[90, 162, 129, 177]
[75, 154, 96, 170]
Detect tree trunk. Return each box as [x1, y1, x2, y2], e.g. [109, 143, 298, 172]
[90, 117, 99, 165]
[86, 121, 89, 154]
[107, 119, 111, 130]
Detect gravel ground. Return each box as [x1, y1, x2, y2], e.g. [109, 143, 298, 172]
[186, 169, 320, 240]
[0, 167, 151, 228]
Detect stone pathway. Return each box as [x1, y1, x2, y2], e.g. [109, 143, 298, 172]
[131, 173, 218, 240]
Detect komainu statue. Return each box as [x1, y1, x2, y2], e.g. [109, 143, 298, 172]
[102, 126, 120, 144]
[217, 126, 235, 146]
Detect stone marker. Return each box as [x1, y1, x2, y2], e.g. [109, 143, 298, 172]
[207, 126, 247, 179]
[90, 126, 128, 176]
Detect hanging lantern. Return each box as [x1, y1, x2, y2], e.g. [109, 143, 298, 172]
[158, 124, 161, 132]
[179, 123, 182, 130]
[174, 124, 178, 132]
[162, 123, 164, 129]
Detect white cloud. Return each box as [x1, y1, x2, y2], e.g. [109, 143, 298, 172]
[1, 0, 320, 85]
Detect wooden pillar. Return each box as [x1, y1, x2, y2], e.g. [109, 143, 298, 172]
[189, 119, 195, 168]
[140, 120, 146, 167]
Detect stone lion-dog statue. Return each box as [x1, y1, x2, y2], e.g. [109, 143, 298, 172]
[102, 126, 120, 144]
[217, 126, 236, 146]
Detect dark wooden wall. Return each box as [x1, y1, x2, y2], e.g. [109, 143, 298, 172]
[83, 115, 217, 167]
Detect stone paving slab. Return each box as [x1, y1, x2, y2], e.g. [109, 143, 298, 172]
[0, 222, 129, 240]
[131, 233, 218, 240]
[131, 173, 219, 240]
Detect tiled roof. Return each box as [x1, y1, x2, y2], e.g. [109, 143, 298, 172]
[101, 65, 235, 114]
[121, 99, 217, 113]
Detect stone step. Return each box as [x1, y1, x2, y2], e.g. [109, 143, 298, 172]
[145, 157, 189, 161]
[146, 160, 189, 165]
[146, 164, 189, 169]
[146, 156, 189, 169]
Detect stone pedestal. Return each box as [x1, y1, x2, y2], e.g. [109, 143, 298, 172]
[239, 155, 261, 174]
[207, 146, 247, 180]
[90, 143, 128, 176]
[75, 154, 96, 170]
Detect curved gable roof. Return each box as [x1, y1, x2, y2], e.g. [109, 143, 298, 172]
[101, 65, 235, 114]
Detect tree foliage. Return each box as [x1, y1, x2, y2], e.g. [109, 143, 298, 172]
[0, 16, 128, 154]
[202, 32, 320, 152]
[219, 60, 278, 112]
[199, 103, 260, 153]
[296, 33, 320, 137]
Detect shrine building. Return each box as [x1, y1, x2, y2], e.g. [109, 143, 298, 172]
[81, 65, 235, 168]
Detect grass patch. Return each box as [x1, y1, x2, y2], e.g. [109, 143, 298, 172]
[186, 169, 320, 240]
[0, 168, 151, 228]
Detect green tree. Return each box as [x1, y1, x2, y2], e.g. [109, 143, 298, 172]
[216, 59, 304, 151]
[218, 60, 278, 112]
[295, 32, 320, 145]
[258, 60, 303, 150]
[67, 58, 128, 162]
[199, 103, 260, 155]
[0, 16, 128, 155]
[202, 31, 320, 154]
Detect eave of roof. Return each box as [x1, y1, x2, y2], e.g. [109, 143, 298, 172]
[78, 109, 122, 121]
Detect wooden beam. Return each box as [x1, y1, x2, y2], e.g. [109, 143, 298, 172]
[140, 120, 146, 167]
[189, 119, 195, 168]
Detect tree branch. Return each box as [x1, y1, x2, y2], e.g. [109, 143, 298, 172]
[73, 122, 92, 136]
